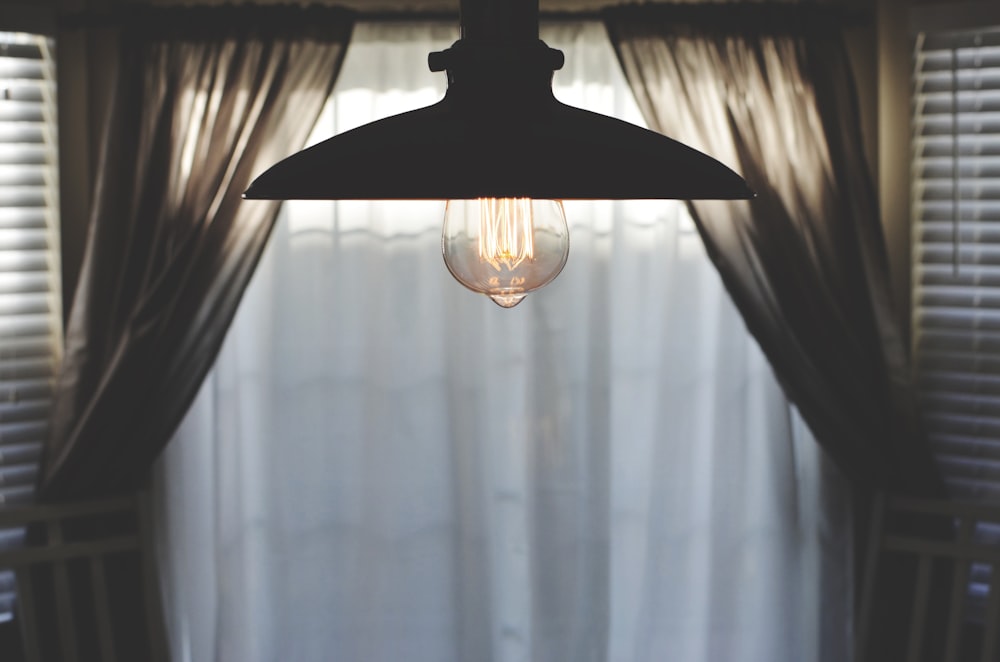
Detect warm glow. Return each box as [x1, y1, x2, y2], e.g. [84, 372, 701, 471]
[442, 198, 569, 308]
[478, 198, 535, 271]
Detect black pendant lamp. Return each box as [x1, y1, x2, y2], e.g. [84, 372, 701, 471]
[245, 0, 754, 307]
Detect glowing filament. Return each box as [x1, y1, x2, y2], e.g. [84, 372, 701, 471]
[477, 198, 535, 271]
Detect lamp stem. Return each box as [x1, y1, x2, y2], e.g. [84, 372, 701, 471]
[460, 0, 539, 42]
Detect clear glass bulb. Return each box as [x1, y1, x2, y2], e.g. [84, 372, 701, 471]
[442, 198, 570, 308]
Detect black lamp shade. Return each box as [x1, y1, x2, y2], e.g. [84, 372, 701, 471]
[244, 92, 754, 200]
[244, 4, 753, 202]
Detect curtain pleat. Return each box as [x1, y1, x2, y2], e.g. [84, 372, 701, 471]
[604, 9, 940, 494]
[41, 7, 354, 499]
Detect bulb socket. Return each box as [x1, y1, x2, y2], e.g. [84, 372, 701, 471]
[428, 39, 564, 75]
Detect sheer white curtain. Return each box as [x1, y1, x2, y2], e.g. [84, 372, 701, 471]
[152, 22, 853, 662]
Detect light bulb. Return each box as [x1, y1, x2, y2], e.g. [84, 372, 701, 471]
[442, 198, 569, 308]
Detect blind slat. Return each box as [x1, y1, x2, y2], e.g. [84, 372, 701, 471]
[917, 330, 1000, 351]
[936, 455, 1000, 482]
[920, 391, 1000, 418]
[918, 369, 1000, 393]
[918, 181, 1000, 200]
[917, 73, 1000, 95]
[918, 222, 1000, 241]
[918, 358, 1000, 378]
[0, 208, 50, 230]
[0, 273, 51, 295]
[0, 253, 56, 274]
[0, 359, 55, 380]
[919, 46, 1000, 72]
[917, 264, 1000, 287]
[0, 314, 58, 337]
[0, 419, 49, 444]
[0, 43, 43, 61]
[916, 158, 1000, 179]
[0, 484, 36, 506]
[917, 90, 1000, 115]
[0, 169, 50, 188]
[917, 113, 1000, 135]
[922, 411, 1000, 437]
[915, 135, 1000, 157]
[923, 32, 1000, 51]
[0, 103, 44, 123]
[0, 379, 53, 403]
[917, 245, 1000, 266]
[931, 434, 1000, 460]
[0, 463, 37, 488]
[0, 145, 55, 166]
[0, 238, 49, 257]
[944, 477, 1000, 502]
[0, 441, 42, 466]
[0, 124, 45, 143]
[0, 61, 45, 80]
[0, 339, 54, 360]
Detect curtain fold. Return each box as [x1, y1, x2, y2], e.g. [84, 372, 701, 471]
[153, 21, 853, 662]
[41, 6, 354, 499]
[604, 8, 939, 494]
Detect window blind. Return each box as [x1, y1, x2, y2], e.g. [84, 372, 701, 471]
[0, 31, 61, 623]
[911, 21, 1000, 545]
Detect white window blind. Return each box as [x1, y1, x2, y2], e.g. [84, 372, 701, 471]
[912, 26, 1000, 502]
[0, 31, 61, 623]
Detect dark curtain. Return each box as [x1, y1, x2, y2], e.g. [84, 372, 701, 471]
[604, 4, 940, 495]
[41, 6, 354, 500]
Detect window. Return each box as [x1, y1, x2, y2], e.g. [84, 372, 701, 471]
[0, 30, 62, 622]
[912, 16, 1000, 624]
[912, 23, 1000, 501]
[154, 22, 852, 662]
